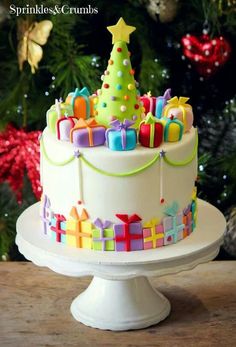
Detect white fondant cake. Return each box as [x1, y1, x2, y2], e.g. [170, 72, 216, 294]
[39, 18, 198, 252]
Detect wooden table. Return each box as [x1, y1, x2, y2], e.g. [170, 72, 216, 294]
[0, 261, 235, 347]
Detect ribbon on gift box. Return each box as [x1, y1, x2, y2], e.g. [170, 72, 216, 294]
[143, 218, 159, 229]
[70, 118, 102, 146]
[67, 206, 90, 248]
[164, 96, 190, 130]
[107, 118, 135, 150]
[68, 87, 90, 119]
[183, 205, 192, 235]
[94, 218, 113, 251]
[115, 213, 142, 251]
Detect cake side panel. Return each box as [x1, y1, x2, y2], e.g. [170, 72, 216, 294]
[40, 128, 197, 223]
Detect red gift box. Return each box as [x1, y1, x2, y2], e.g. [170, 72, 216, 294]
[139, 113, 163, 148]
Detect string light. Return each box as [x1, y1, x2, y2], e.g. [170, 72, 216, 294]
[199, 165, 204, 171]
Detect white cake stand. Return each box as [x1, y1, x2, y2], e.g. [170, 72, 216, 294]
[16, 199, 225, 331]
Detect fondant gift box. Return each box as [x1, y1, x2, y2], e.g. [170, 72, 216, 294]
[70, 118, 106, 147]
[92, 218, 115, 251]
[163, 96, 193, 132]
[46, 99, 73, 134]
[143, 218, 164, 249]
[139, 113, 163, 148]
[66, 207, 92, 249]
[106, 119, 137, 151]
[114, 214, 143, 251]
[50, 214, 67, 243]
[66, 87, 95, 119]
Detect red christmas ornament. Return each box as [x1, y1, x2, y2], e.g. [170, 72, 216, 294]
[0, 125, 42, 203]
[181, 34, 231, 77]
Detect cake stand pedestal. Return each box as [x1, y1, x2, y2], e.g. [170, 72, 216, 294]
[16, 199, 225, 331]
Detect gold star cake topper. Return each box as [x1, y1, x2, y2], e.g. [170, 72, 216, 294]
[107, 17, 136, 44]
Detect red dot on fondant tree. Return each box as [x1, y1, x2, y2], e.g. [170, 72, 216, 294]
[104, 83, 109, 88]
[134, 104, 139, 109]
[117, 47, 122, 52]
[77, 200, 82, 205]
[160, 198, 165, 204]
[130, 69, 135, 75]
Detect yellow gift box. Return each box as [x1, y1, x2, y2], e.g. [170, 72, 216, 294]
[66, 207, 92, 249]
[163, 96, 193, 132]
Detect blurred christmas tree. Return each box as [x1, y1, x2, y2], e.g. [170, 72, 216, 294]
[0, 0, 236, 260]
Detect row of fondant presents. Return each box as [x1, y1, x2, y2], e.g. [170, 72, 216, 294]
[56, 113, 187, 150]
[46, 204, 196, 251]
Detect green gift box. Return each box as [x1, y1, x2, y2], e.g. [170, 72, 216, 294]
[46, 101, 74, 134]
[92, 219, 115, 251]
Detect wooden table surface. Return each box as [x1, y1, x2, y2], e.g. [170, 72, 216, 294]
[0, 261, 235, 347]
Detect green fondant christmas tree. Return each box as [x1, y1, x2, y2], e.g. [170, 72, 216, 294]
[95, 18, 143, 128]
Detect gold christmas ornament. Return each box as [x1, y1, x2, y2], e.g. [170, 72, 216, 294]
[17, 19, 53, 74]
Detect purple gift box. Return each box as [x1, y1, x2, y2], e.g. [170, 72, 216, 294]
[70, 118, 106, 147]
[114, 214, 143, 252]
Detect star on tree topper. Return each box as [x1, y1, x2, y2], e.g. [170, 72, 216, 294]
[107, 17, 136, 44]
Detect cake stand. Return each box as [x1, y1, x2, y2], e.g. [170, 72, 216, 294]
[16, 199, 225, 331]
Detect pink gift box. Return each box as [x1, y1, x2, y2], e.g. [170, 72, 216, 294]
[143, 224, 164, 249]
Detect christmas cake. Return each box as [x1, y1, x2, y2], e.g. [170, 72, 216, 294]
[40, 18, 198, 252]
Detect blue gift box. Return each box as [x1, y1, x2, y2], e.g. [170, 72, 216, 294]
[50, 217, 66, 244]
[106, 119, 137, 151]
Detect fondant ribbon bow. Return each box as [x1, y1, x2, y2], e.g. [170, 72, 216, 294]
[116, 213, 142, 224]
[143, 218, 160, 228]
[70, 206, 88, 221]
[94, 218, 111, 230]
[108, 118, 135, 150]
[54, 214, 66, 222]
[167, 96, 190, 107]
[164, 201, 179, 217]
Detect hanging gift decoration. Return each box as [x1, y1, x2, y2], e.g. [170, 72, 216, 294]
[163, 96, 193, 132]
[17, 19, 53, 73]
[66, 87, 94, 119]
[114, 213, 143, 252]
[70, 118, 106, 147]
[106, 118, 137, 151]
[46, 98, 74, 134]
[139, 113, 163, 148]
[155, 88, 171, 119]
[159, 149, 166, 204]
[181, 33, 231, 77]
[92, 218, 115, 251]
